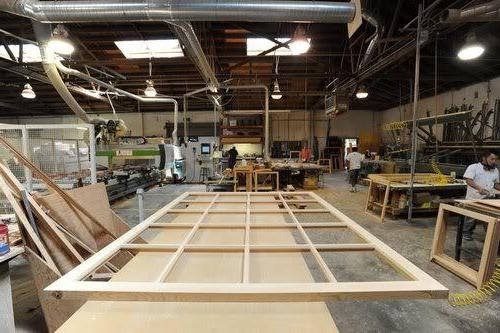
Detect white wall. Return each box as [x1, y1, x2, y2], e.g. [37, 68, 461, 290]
[0, 108, 377, 149]
[271, 109, 378, 152]
[378, 75, 500, 143]
[0, 111, 222, 137]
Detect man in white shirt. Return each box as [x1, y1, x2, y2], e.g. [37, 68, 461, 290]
[345, 147, 364, 192]
[462, 151, 500, 240]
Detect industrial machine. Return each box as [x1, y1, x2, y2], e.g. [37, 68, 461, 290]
[182, 136, 219, 183]
[95, 137, 186, 201]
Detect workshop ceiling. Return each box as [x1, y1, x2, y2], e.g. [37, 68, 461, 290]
[0, 0, 499, 117]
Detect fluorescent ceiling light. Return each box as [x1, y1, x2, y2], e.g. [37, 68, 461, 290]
[0, 44, 62, 63]
[247, 38, 311, 56]
[115, 39, 184, 59]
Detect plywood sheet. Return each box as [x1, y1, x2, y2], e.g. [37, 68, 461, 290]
[57, 206, 338, 332]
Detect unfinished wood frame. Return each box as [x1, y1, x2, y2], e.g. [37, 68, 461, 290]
[430, 203, 500, 288]
[233, 169, 253, 192]
[253, 171, 279, 192]
[316, 159, 333, 173]
[46, 191, 448, 302]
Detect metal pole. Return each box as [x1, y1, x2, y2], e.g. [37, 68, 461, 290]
[407, 3, 423, 223]
[213, 103, 217, 138]
[183, 95, 188, 144]
[88, 123, 97, 184]
[20, 126, 32, 191]
[183, 84, 270, 160]
[434, 34, 439, 154]
[137, 188, 144, 223]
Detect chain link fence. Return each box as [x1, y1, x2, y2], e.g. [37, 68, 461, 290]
[0, 124, 97, 216]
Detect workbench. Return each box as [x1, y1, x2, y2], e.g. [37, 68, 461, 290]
[365, 174, 466, 222]
[271, 162, 327, 190]
[0, 246, 24, 333]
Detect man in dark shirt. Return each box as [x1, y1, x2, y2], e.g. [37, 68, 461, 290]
[227, 146, 239, 169]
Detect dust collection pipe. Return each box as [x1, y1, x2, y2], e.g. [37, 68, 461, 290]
[33, 21, 179, 144]
[358, 10, 382, 70]
[0, 0, 356, 23]
[32, 21, 96, 124]
[443, 0, 500, 22]
[183, 84, 270, 160]
[55, 58, 180, 145]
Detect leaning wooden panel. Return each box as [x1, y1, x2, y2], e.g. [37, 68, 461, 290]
[46, 191, 448, 302]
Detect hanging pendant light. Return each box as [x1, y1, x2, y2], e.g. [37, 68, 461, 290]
[457, 32, 485, 61]
[289, 25, 311, 55]
[356, 85, 368, 99]
[271, 80, 283, 100]
[21, 83, 36, 99]
[48, 24, 75, 55]
[144, 59, 157, 97]
[144, 80, 157, 97]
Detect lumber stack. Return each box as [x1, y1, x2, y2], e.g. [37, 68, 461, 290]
[0, 136, 137, 332]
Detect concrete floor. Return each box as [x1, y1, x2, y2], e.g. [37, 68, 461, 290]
[9, 172, 500, 332]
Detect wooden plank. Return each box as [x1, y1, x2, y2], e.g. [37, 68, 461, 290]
[24, 246, 83, 333]
[0, 163, 85, 273]
[365, 179, 373, 212]
[380, 184, 391, 222]
[48, 281, 449, 303]
[431, 254, 478, 286]
[150, 222, 347, 229]
[120, 244, 375, 252]
[243, 193, 250, 282]
[0, 136, 116, 240]
[0, 174, 60, 274]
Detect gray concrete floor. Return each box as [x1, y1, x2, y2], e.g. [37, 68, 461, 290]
[9, 172, 500, 332]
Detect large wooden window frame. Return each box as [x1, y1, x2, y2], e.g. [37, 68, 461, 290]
[47, 192, 448, 302]
[430, 203, 500, 288]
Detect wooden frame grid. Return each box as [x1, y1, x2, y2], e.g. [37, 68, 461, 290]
[46, 192, 448, 302]
[430, 203, 500, 288]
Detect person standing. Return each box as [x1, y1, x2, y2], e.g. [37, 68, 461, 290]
[462, 151, 500, 240]
[227, 146, 239, 169]
[345, 147, 364, 192]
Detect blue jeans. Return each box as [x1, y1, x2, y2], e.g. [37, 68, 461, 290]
[463, 217, 475, 236]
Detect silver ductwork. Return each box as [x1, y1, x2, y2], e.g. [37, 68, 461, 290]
[168, 21, 221, 109]
[443, 0, 500, 22]
[33, 21, 179, 144]
[1, 0, 356, 23]
[32, 21, 96, 124]
[54, 60, 180, 145]
[358, 10, 382, 70]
